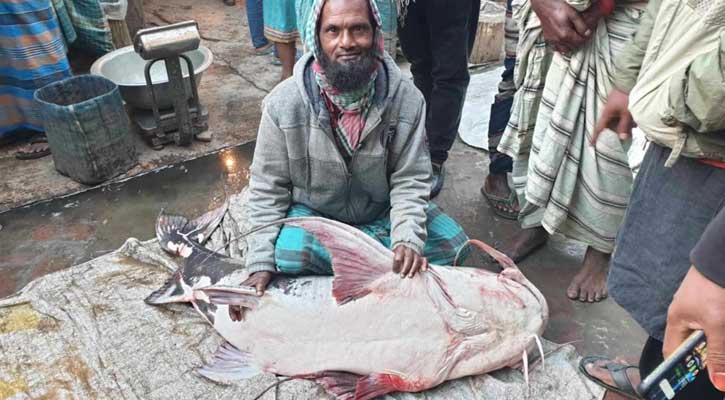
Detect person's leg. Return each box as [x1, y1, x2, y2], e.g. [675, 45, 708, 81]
[609, 143, 725, 340]
[276, 41, 296, 80]
[423, 0, 476, 165]
[246, 0, 272, 51]
[566, 246, 610, 302]
[263, 0, 298, 80]
[397, 0, 432, 109]
[275, 204, 334, 275]
[483, 0, 518, 217]
[497, 226, 549, 263]
[421, 203, 470, 265]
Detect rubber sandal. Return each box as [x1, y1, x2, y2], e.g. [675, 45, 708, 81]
[253, 43, 274, 56]
[15, 137, 51, 160]
[481, 185, 519, 220]
[579, 355, 642, 399]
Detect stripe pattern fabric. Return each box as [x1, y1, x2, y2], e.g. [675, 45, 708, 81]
[274, 203, 470, 275]
[0, 0, 72, 136]
[499, 0, 647, 253]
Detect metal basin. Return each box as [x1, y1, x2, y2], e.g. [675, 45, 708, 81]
[90, 45, 213, 110]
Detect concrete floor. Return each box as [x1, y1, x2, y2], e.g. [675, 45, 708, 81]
[0, 0, 276, 212]
[0, 1, 646, 398]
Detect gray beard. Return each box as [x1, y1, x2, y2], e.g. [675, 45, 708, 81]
[318, 50, 377, 93]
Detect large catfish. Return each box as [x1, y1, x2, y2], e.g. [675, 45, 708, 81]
[179, 217, 549, 400]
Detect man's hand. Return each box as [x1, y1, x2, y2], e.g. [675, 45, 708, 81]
[531, 0, 593, 53]
[591, 88, 634, 145]
[392, 245, 428, 279]
[242, 271, 273, 296]
[663, 266, 725, 391]
[229, 271, 273, 322]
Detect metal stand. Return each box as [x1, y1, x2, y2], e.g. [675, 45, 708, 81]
[133, 21, 209, 150]
[142, 54, 207, 147]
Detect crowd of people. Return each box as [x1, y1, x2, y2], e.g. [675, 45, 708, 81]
[240, 0, 724, 399]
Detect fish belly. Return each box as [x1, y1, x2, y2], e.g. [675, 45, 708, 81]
[213, 278, 453, 380]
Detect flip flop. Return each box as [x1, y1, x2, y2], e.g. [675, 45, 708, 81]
[579, 355, 641, 399]
[481, 185, 519, 220]
[253, 43, 274, 56]
[15, 137, 51, 160]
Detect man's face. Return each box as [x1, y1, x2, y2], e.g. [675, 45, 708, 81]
[319, 0, 374, 64]
[317, 0, 376, 92]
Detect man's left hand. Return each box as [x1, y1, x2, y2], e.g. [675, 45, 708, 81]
[663, 266, 725, 391]
[392, 245, 428, 279]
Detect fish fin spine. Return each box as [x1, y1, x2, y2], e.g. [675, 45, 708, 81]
[144, 269, 185, 304]
[354, 373, 427, 400]
[284, 218, 393, 305]
[304, 371, 360, 400]
[155, 211, 190, 254]
[188, 202, 228, 244]
[196, 286, 261, 309]
[198, 341, 261, 382]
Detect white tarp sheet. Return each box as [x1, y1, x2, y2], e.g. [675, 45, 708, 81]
[0, 190, 604, 400]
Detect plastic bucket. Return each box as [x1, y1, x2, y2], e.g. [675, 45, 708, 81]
[35, 75, 138, 185]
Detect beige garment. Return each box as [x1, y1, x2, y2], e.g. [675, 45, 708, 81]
[500, 0, 647, 253]
[629, 0, 725, 166]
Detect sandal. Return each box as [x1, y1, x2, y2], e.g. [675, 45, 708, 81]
[15, 136, 51, 160]
[481, 185, 519, 220]
[579, 355, 642, 399]
[253, 43, 274, 56]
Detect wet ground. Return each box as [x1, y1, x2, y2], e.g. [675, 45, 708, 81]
[0, 144, 252, 299]
[0, 0, 276, 212]
[0, 134, 646, 375]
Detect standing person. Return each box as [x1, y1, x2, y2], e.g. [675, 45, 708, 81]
[264, 0, 299, 81]
[1, 0, 72, 159]
[237, 0, 469, 297]
[245, 0, 274, 55]
[481, 0, 520, 220]
[496, 0, 642, 303]
[580, 0, 725, 397]
[396, 0, 481, 198]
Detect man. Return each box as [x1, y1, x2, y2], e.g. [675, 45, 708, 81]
[396, 0, 481, 198]
[496, 0, 641, 303]
[580, 0, 725, 397]
[237, 0, 469, 302]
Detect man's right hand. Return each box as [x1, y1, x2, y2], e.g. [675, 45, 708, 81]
[229, 271, 273, 322]
[531, 0, 593, 53]
[663, 266, 725, 391]
[591, 88, 634, 145]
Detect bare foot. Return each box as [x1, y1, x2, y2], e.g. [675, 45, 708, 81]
[567, 247, 610, 302]
[584, 357, 640, 398]
[498, 227, 548, 263]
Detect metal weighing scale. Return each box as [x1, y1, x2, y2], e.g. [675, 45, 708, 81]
[132, 21, 210, 150]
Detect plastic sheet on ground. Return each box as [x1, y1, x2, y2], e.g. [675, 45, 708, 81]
[0, 190, 605, 400]
[458, 66, 505, 151]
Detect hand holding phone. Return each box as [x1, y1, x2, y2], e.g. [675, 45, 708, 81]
[638, 331, 707, 400]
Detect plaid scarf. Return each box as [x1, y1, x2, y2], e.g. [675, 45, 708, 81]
[304, 0, 385, 156]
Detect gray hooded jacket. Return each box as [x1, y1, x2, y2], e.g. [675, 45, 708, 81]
[245, 52, 432, 274]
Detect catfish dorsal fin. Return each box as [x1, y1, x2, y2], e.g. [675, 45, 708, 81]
[285, 217, 394, 305]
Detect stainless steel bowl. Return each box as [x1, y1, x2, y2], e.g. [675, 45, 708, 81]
[90, 45, 213, 110]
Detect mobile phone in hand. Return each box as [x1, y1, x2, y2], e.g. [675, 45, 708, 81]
[638, 330, 707, 400]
